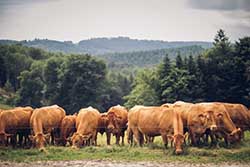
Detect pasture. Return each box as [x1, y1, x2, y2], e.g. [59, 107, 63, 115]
[1, 132, 250, 164]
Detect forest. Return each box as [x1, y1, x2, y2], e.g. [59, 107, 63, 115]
[0, 29, 250, 113]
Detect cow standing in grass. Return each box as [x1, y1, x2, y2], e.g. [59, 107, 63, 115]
[128, 105, 185, 154]
[71, 107, 100, 148]
[106, 105, 128, 145]
[55, 113, 77, 146]
[0, 106, 33, 148]
[29, 105, 66, 151]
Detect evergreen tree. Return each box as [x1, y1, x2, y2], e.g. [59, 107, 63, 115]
[175, 52, 183, 69]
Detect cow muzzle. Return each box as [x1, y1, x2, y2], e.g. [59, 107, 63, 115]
[210, 125, 217, 131]
[175, 148, 183, 155]
[107, 125, 115, 133]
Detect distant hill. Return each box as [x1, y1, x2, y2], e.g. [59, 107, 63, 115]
[0, 37, 212, 55]
[101, 45, 205, 69]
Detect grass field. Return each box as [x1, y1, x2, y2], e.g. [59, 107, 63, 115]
[1, 132, 250, 163]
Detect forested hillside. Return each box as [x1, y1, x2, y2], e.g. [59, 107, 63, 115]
[0, 30, 249, 113]
[102, 45, 204, 69]
[0, 37, 212, 55]
[125, 30, 250, 108]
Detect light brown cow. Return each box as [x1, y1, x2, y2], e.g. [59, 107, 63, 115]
[29, 105, 66, 150]
[128, 105, 185, 154]
[107, 105, 128, 145]
[0, 106, 33, 147]
[71, 107, 100, 148]
[55, 113, 77, 146]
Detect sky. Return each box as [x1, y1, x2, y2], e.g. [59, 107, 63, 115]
[0, 0, 249, 42]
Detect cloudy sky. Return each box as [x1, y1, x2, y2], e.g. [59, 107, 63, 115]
[0, 0, 249, 42]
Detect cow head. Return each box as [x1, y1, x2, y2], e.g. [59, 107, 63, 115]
[71, 133, 92, 148]
[205, 110, 217, 131]
[99, 114, 109, 127]
[107, 112, 122, 134]
[29, 133, 50, 149]
[0, 132, 13, 145]
[168, 134, 185, 155]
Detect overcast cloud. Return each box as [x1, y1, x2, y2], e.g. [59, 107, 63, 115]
[0, 0, 249, 42]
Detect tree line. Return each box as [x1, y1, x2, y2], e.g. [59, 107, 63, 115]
[0, 29, 249, 113]
[125, 30, 250, 108]
[0, 44, 132, 113]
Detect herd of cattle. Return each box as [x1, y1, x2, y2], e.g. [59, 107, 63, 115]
[0, 101, 250, 155]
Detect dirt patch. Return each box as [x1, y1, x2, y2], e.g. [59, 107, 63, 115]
[0, 160, 249, 167]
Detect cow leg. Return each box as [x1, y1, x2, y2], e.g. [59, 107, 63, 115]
[115, 133, 120, 145]
[161, 134, 168, 149]
[106, 132, 111, 145]
[133, 128, 143, 146]
[189, 130, 198, 146]
[10, 135, 17, 148]
[127, 127, 133, 146]
[121, 131, 125, 146]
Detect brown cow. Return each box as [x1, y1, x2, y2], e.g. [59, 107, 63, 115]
[97, 113, 111, 145]
[187, 103, 218, 146]
[0, 110, 18, 147]
[106, 105, 128, 145]
[222, 103, 250, 139]
[128, 105, 185, 154]
[71, 107, 100, 148]
[55, 113, 77, 146]
[29, 105, 66, 150]
[0, 106, 33, 147]
[188, 102, 241, 146]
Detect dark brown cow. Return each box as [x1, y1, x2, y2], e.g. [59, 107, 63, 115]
[97, 113, 111, 145]
[222, 103, 250, 139]
[29, 105, 66, 150]
[71, 107, 100, 148]
[128, 105, 185, 154]
[55, 113, 77, 146]
[107, 105, 128, 145]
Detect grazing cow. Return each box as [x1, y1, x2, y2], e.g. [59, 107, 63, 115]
[29, 105, 66, 150]
[187, 103, 218, 146]
[106, 105, 128, 145]
[128, 105, 185, 154]
[187, 102, 241, 146]
[55, 113, 77, 146]
[222, 103, 250, 139]
[0, 106, 34, 147]
[71, 107, 100, 148]
[0, 110, 18, 147]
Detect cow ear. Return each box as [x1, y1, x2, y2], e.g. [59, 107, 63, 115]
[66, 137, 72, 142]
[29, 135, 34, 141]
[44, 133, 51, 141]
[167, 135, 174, 141]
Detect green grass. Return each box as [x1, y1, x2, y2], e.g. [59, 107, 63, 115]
[1, 132, 250, 163]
